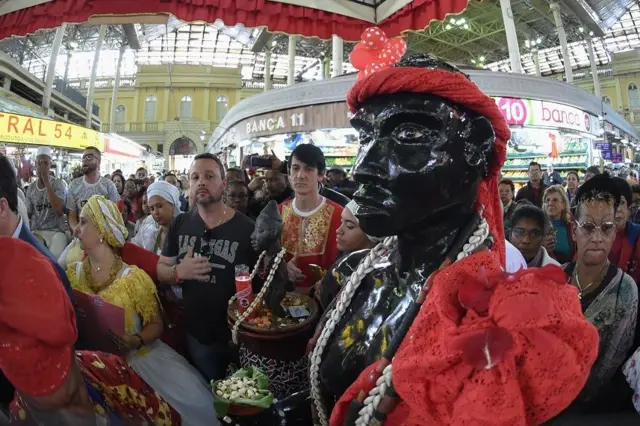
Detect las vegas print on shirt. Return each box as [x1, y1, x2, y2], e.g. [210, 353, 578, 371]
[177, 234, 239, 284]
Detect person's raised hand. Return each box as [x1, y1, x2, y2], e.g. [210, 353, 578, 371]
[270, 150, 283, 171]
[37, 163, 49, 184]
[176, 246, 212, 282]
[248, 176, 264, 192]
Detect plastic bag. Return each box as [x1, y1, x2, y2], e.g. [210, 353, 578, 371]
[212, 367, 274, 417]
[58, 238, 85, 268]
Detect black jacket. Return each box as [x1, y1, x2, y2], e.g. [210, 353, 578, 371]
[515, 182, 548, 207]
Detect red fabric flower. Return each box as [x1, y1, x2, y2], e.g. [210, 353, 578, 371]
[350, 27, 407, 80]
[331, 259, 599, 426]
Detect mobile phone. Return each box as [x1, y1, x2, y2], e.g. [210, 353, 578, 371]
[248, 155, 273, 169]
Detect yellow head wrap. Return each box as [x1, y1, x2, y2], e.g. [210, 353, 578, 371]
[81, 195, 128, 248]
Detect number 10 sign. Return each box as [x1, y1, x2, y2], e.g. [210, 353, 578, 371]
[496, 97, 530, 126]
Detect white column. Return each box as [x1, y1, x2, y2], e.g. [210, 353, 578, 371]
[2, 77, 11, 90]
[63, 52, 72, 82]
[320, 56, 327, 80]
[586, 37, 601, 98]
[109, 44, 126, 133]
[533, 49, 541, 76]
[499, 0, 522, 73]
[264, 49, 272, 92]
[287, 35, 296, 86]
[85, 25, 107, 127]
[332, 34, 344, 78]
[550, 3, 572, 83]
[42, 24, 67, 113]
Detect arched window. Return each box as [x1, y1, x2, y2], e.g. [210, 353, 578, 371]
[216, 95, 228, 122]
[629, 83, 640, 109]
[180, 95, 192, 118]
[144, 95, 157, 121]
[602, 96, 612, 105]
[115, 105, 126, 123]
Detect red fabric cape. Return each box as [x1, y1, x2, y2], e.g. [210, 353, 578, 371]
[0, 0, 470, 42]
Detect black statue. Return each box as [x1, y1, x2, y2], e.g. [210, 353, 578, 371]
[250, 200, 292, 317]
[314, 54, 496, 407]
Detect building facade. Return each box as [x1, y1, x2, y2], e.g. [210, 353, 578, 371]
[571, 50, 640, 133]
[88, 64, 261, 168]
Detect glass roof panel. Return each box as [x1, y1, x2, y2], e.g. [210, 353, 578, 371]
[486, 3, 640, 77]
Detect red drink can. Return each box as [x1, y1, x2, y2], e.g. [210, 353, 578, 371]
[235, 265, 254, 313]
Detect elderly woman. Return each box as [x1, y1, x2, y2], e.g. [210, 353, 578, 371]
[66, 195, 217, 425]
[543, 184, 575, 263]
[563, 174, 638, 409]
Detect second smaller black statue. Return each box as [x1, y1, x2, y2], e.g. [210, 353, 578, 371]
[250, 200, 292, 317]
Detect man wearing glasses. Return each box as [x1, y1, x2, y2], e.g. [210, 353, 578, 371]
[509, 204, 560, 268]
[65, 147, 119, 235]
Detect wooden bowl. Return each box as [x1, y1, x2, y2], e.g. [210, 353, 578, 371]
[227, 403, 265, 417]
[227, 292, 320, 336]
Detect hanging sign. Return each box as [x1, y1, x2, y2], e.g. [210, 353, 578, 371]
[494, 97, 600, 135]
[104, 134, 143, 158]
[0, 112, 104, 150]
[230, 103, 350, 140]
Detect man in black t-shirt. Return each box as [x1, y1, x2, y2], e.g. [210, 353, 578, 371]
[157, 153, 258, 381]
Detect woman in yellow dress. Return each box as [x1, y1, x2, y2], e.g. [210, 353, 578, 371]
[66, 195, 218, 426]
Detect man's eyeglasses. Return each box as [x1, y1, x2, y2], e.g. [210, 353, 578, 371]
[575, 220, 616, 237]
[82, 154, 97, 161]
[511, 227, 543, 240]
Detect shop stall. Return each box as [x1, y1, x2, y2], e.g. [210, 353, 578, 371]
[102, 133, 147, 177]
[498, 97, 601, 185]
[207, 70, 640, 183]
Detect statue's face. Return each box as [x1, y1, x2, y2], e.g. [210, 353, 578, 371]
[250, 212, 281, 253]
[351, 92, 495, 237]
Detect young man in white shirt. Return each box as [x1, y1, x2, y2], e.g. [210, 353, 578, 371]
[65, 147, 119, 235]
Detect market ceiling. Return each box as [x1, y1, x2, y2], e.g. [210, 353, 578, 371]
[0, 0, 638, 84]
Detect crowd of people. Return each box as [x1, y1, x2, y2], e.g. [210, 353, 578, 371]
[499, 161, 640, 416]
[0, 140, 369, 424]
[4, 60, 640, 425]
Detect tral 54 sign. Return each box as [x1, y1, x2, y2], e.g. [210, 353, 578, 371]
[494, 97, 599, 135]
[0, 112, 104, 150]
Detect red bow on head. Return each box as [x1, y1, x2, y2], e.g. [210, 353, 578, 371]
[350, 27, 407, 80]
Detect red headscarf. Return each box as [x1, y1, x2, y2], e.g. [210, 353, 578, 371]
[331, 35, 599, 426]
[0, 238, 77, 397]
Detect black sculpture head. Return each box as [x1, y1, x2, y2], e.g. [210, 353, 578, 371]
[251, 200, 282, 253]
[350, 54, 496, 237]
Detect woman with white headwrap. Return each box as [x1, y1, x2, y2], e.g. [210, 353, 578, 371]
[314, 200, 381, 309]
[132, 180, 181, 254]
[337, 200, 382, 252]
[66, 195, 218, 425]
